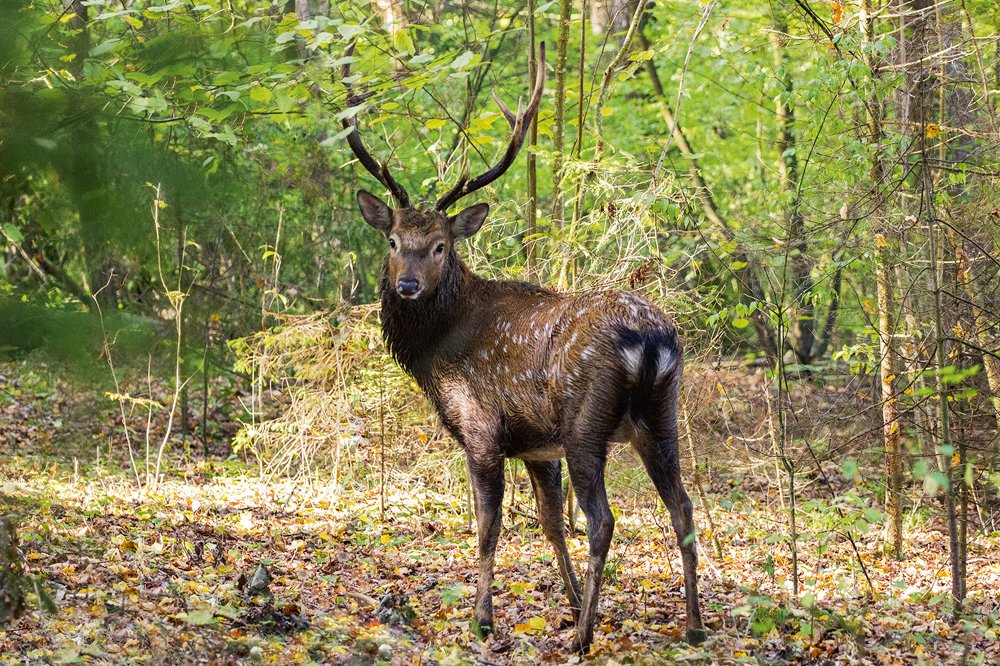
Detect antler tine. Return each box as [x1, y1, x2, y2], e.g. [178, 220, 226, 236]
[491, 91, 517, 126]
[435, 42, 547, 212]
[342, 43, 411, 208]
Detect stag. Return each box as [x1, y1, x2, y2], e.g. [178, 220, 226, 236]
[342, 43, 705, 652]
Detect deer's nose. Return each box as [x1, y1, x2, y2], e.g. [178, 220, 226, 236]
[397, 278, 422, 298]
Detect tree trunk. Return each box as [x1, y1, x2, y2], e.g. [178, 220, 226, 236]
[550, 0, 572, 229]
[372, 0, 406, 35]
[525, 0, 539, 279]
[590, 0, 631, 35]
[771, 15, 814, 365]
[860, 0, 903, 560]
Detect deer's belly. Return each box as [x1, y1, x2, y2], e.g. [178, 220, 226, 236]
[514, 445, 566, 462]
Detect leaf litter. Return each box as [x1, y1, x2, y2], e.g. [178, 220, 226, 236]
[0, 366, 997, 665]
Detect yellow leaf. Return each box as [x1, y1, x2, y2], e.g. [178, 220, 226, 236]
[528, 616, 546, 631]
[925, 123, 939, 138]
[831, 2, 844, 24]
[380, 534, 391, 545]
[425, 118, 447, 131]
[874, 233, 886, 248]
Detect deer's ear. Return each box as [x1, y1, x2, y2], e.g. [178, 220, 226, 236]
[357, 190, 393, 235]
[449, 203, 489, 240]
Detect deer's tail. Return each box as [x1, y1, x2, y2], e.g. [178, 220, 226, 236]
[615, 327, 681, 392]
[614, 327, 681, 427]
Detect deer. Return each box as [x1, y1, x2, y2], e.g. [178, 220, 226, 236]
[341, 42, 706, 653]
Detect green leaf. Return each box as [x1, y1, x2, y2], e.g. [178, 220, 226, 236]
[923, 470, 949, 495]
[275, 91, 295, 113]
[33, 578, 58, 614]
[320, 125, 355, 147]
[90, 38, 123, 57]
[440, 583, 464, 606]
[732, 318, 750, 330]
[450, 50, 475, 70]
[842, 459, 858, 480]
[214, 604, 240, 620]
[249, 86, 273, 104]
[3, 223, 24, 244]
[178, 609, 217, 625]
[425, 118, 447, 131]
[394, 28, 415, 55]
[338, 23, 364, 40]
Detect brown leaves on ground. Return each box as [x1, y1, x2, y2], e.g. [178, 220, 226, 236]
[1, 460, 998, 665]
[0, 365, 998, 664]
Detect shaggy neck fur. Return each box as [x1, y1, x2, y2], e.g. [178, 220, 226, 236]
[379, 250, 469, 381]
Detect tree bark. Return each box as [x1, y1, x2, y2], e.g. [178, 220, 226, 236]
[525, 0, 539, 278]
[550, 0, 572, 229]
[860, 0, 903, 560]
[771, 14, 815, 365]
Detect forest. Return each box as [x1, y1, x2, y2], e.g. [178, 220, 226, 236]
[1, 0, 998, 663]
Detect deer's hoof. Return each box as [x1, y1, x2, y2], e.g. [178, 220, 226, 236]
[471, 619, 493, 639]
[571, 633, 592, 655]
[685, 626, 708, 645]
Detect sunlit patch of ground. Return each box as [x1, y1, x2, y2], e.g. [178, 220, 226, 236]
[2, 445, 998, 665]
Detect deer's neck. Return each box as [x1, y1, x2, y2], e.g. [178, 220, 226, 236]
[379, 251, 473, 379]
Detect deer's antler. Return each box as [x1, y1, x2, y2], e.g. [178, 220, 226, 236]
[434, 42, 546, 212]
[342, 43, 411, 209]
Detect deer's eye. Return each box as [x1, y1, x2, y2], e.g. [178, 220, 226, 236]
[434, 242, 446, 255]
[388, 237, 397, 251]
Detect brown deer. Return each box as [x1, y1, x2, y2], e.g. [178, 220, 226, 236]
[342, 43, 705, 652]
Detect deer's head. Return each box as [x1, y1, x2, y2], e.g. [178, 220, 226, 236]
[344, 44, 546, 301]
[357, 192, 488, 299]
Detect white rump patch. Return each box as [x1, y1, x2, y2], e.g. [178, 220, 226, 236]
[620, 343, 643, 380]
[655, 347, 676, 380]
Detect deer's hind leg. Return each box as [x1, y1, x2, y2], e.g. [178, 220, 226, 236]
[631, 388, 706, 644]
[564, 437, 615, 653]
[524, 459, 583, 622]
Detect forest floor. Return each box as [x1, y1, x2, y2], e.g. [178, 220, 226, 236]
[1, 360, 999, 665]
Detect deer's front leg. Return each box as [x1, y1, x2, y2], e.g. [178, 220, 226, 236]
[466, 452, 504, 638]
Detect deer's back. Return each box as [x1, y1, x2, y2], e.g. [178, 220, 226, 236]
[431, 280, 681, 455]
